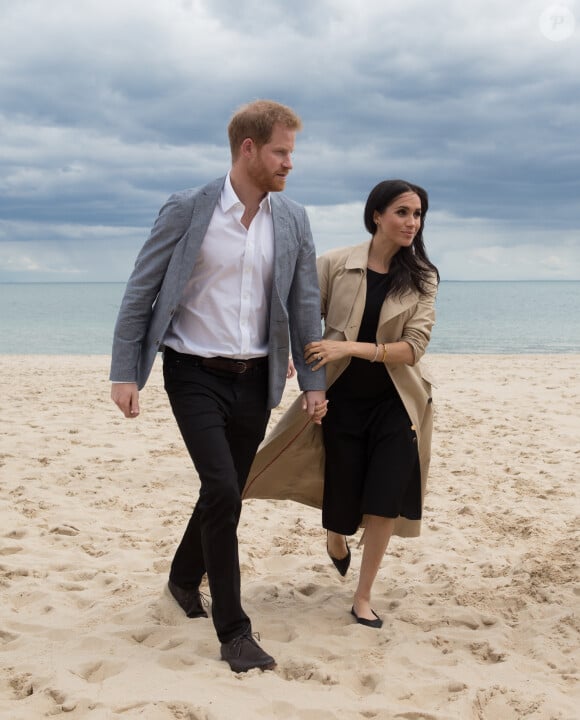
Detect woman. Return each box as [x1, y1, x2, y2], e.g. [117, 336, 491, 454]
[304, 179, 439, 627]
[244, 179, 438, 629]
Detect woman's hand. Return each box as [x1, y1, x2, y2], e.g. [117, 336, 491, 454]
[304, 340, 350, 370]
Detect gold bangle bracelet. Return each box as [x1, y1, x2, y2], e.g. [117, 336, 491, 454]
[371, 344, 380, 362]
[381, 343, 388, 363]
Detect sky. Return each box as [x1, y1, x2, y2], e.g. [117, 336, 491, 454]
[1, 0, 579, 282]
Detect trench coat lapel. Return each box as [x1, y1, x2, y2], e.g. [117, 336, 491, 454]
[332, 241, 420, 339]
[329, 242, 367, 341]
[377, 290, 419, 330]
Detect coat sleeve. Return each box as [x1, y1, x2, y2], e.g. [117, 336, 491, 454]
[400, 273, 438, 364]
[110, 191, 194, 383]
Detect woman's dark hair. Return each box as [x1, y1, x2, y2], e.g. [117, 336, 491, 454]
[363, 179, 440, 296]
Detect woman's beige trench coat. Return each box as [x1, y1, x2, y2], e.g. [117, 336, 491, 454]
[243, 240, 437, 538]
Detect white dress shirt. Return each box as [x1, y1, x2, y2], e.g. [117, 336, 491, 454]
[163, 174, 275, 359]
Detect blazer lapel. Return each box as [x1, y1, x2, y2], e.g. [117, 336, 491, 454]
[178, 177, 224, 287]
[270, 196, 292, 297]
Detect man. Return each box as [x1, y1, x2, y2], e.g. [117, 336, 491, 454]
[110, 99, 326, 673]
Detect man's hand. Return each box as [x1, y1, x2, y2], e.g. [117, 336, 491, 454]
[302, 390, 328, 425]
[287, 357, 296, 379]
[111, 382, 140, 418]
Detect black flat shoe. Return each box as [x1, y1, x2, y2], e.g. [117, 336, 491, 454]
[168, 579, 209, 618]
[350, 606, 383, 629]
[327, 539, 351, 577]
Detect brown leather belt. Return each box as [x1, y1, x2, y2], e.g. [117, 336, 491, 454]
[197, 355, 268, 374]
[165, 347, 268, 374]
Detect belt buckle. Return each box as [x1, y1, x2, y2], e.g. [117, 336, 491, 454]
[233, 360, 247, 374]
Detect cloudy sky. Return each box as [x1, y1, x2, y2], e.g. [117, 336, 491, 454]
[1, 0, 578, 282]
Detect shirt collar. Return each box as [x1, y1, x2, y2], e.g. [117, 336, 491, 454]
[221, 172, 272, 214]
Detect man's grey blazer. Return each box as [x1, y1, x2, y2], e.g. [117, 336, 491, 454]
[110, 176, 325, 409]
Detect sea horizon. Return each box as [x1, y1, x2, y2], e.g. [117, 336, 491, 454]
[2, 280, 579, 355]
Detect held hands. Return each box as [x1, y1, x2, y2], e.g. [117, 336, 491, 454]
[305, 340, 349, 371]
[302, 390, 328, 425]
[111, 382, 140, 418]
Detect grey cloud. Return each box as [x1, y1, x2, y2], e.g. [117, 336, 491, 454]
[0, 0, 578, 280]
[201, 0, 338, 34]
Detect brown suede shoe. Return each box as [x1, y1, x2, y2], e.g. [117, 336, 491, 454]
[167, 580, 209, 618]
[220, 631, 276, 673]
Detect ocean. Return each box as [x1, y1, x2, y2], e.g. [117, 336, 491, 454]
[1, 281, 579, 355]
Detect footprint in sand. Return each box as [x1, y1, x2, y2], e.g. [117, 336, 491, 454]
[295, 582, 318, 597]
[73, 660, 126, 683]
[475, 685, 547, 720]
[0, 630, 20, 645]
[277, 658, 338, 686]
[8, 671, 34, 699]
[49, 524, 80, 536]
[4, 529, 27, 539]
[44, 687, 78, 713]
[114, 702, 210, 719]
[0, 544, 23, 555]
[470, 640, 506, 663]
[266, 700, 339, 720]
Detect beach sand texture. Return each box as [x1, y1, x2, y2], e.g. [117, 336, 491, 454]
[1, 355, 578, 720]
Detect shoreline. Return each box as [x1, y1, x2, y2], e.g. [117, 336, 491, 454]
[1, 355, 578, 719]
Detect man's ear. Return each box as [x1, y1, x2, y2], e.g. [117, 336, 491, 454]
[240, 137, 255, 158]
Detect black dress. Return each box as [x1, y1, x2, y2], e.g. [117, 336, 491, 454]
[322, 269, 421, 535]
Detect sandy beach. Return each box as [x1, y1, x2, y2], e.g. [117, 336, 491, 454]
[1, 354, 578, 720]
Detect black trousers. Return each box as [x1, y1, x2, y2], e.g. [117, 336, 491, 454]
[163, 349, 270, 643]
